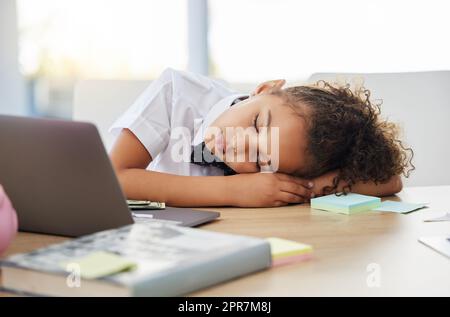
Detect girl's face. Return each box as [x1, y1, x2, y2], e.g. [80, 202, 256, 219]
[204, 81, 311, 175]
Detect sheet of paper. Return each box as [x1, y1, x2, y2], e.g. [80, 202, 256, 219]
[61, 251, 137, 279]
[127, 200, 166, 210]
[132, 212, 154, 219]
[372, 200, 427, 214]
[424, 212, 450, 222]
[419, 236, 450, 258]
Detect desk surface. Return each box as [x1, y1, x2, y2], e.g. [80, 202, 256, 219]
[1, 186, 450, 296]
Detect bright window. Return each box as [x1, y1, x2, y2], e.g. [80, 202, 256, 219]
[209, 0, 450, 82]
[17, 0, 188, 79]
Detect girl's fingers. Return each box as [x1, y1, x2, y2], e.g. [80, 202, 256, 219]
[279, 181, 313, 198]
[276, 192, 306, 204]
[275, 173, 314, 189]
[272, 201, 286, 207]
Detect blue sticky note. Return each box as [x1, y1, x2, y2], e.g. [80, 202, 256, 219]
[311, 193, 381, 214]
[372, 200, 427, 214]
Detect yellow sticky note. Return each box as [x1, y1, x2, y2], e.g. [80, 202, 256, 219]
[266, 237, 313, 260]
[61, 251, 137, 279]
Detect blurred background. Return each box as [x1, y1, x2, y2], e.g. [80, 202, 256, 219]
[2, 0, 450, 118]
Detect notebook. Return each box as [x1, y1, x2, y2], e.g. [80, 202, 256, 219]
[311, 193, 381, 215]
[0, 223, 271, 296]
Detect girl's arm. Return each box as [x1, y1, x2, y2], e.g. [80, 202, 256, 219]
[110, 129, 314, 207]
[311, 170, 403, 197]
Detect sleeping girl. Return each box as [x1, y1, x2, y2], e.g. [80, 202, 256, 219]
[109, 68, 413, 207]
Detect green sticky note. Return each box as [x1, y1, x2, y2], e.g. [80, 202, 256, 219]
[266, 237, 313, 260]
[372, 201, 427, 214]
[61, 251, 137, 279]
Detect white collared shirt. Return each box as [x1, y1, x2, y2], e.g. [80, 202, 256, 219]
[109, 68, 248, 176]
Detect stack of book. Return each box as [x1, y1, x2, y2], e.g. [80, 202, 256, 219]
[0, 222, 272, 296]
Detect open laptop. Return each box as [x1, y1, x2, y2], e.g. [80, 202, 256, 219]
[0, 115, 220, 237]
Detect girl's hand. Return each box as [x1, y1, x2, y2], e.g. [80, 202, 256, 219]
[310, 170, 403, 197]
[228, 173, 314, 207]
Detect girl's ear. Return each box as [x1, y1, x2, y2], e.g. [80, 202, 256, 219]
[251, 79, 286, 96]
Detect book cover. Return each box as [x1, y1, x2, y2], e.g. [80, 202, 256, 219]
[0, 223, 272, 296]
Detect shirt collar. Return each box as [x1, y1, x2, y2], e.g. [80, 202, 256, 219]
[192, 93, 249, 146]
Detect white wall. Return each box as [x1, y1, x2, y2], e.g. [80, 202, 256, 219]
[0, 0, 26, 115]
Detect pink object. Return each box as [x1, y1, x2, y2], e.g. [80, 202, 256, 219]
[272, 253, 313, 267]
[0, 185, 18, 255]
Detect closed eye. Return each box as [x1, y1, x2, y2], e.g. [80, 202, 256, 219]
[253, 114, 259, 133]
[253, 114, 261, 169]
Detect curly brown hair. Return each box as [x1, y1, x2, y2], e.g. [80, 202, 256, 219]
[274, 80, 414, 194]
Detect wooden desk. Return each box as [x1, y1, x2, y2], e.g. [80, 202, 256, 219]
[1, 186, 450, 296]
